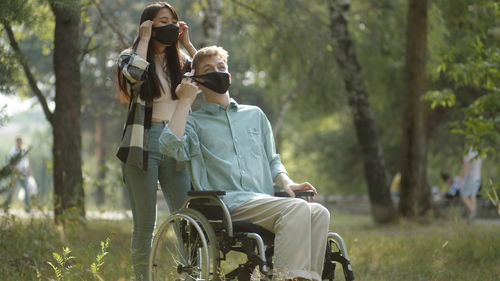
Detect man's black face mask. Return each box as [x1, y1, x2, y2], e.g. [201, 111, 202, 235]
[189, 72, 230, 94]
[152, 24, 179, 46]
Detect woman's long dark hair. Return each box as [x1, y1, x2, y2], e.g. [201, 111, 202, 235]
[117, 2, 184, 102]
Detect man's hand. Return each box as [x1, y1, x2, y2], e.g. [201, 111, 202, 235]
[168, 70, 200, 138]
[284, 182, 317, 201]
[274, 173, 317, 201]
[176, 70, 200, 104]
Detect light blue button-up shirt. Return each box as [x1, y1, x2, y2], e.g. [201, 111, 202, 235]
[159, 99, 287, 211]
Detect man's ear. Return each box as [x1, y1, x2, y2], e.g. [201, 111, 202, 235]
[228, 73, 231, 83]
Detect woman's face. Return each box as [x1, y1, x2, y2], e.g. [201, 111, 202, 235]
[152, 8, 178, 28]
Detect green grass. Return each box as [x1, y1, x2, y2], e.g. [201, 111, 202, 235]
[0, 210, 499, 280]
[0, 214, 134, 281]
[332, 211, 500, 281]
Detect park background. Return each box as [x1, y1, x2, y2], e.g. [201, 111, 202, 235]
[0, 0, 499, 280]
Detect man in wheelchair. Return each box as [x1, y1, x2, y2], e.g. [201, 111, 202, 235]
[159, 46, 350, 281]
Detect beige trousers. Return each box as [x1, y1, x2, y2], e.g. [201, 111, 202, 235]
[231, 196, 330, 281]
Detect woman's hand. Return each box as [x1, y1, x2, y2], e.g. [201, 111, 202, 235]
[178, 21, 190, 46]
[179, 21, 197, 57]
[139, 20, 153, 42]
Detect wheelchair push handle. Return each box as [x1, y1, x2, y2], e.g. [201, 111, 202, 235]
[274, 190, 315, 198]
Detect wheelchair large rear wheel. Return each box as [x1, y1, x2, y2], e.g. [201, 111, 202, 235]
[149, 208, 220, 281]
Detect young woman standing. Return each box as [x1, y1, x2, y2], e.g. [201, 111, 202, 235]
[116, 2, 196, 279]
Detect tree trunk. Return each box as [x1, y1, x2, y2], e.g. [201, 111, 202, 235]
[51, 1, 85, 222]
[328, 0, 394, 223]
[399, 0, 430, 216]
[201, 0, 222, 47]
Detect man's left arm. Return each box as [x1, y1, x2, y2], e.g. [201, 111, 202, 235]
[259, 111, 317, 198]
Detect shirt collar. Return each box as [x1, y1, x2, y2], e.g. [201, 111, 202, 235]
[201, 98, 239, 114]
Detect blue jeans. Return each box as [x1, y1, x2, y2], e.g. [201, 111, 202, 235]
[16, 176, 31, 211]
[6, 174, 31, 211]
[122, 122, 190, 280]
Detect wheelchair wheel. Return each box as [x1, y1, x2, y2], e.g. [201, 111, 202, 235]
[149, 208, 220, 281]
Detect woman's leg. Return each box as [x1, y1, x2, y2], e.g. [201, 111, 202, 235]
[122, 154, 160, 281]
[157, 156, 190, 213]
[149, 121, 190, 213]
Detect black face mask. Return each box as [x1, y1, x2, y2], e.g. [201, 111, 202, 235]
[189, 72, 230, 94]
[152, 24, 179, 45]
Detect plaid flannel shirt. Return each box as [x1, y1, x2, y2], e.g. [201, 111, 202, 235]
[116, 49, 190, 170]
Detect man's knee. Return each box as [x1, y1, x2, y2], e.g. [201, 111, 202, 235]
[288, 198, 311, 214]
[311, 203, 330, 225]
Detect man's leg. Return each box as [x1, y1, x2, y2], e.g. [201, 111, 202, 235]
[231, 196, 330, 281]
[309, 203, 330, 276]
[18, 176, 31, 211]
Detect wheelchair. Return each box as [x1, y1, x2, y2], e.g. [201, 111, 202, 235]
[149, 190, 354, 281]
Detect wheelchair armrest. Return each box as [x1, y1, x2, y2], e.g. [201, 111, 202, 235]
[274, 190, 315, 198]
[187, 190, 226, 197]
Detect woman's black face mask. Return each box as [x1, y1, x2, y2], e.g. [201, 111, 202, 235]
[152, 24, 179, 46]
[189, 72, 230, 94]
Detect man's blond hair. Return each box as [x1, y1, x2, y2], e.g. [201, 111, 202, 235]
[192, 46, 229, 73]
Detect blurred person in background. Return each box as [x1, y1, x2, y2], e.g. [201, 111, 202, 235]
[7, 136, 32, 212]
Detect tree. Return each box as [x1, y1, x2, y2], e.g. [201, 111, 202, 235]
[200, 0, 222, 46]
[399, 0, 430, 216]
[328, 0, 395, 223]
[1, 0, 85, 222]
[432, 0, 500, 156]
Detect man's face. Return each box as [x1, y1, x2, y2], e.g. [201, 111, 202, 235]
[196, 55, 227, 75]
[16, 138, 22, 149]
[195, 55, 229, 93]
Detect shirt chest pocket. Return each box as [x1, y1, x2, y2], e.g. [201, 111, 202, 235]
[246, 127, 262, 155]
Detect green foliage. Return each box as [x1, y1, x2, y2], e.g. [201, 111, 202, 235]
[47, 237, 110, 281]
[89, 237, 110, 281]
[433, 0, 500, 157]
[0, 47, 23, 95]
[0, 215, 129, 280]
[450, 92, 500, 156]
[47, 247, 75, 281]
[0, 0, 55, 100]
[485, 179, 500, 216]
[423, 89, 456, 109]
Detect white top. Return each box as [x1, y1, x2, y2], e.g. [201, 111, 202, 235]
[152, 90, 179, 121]
[8, 147, 29, 175]
[463, 149, 482, 180]
[152, 60, 179, 121]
